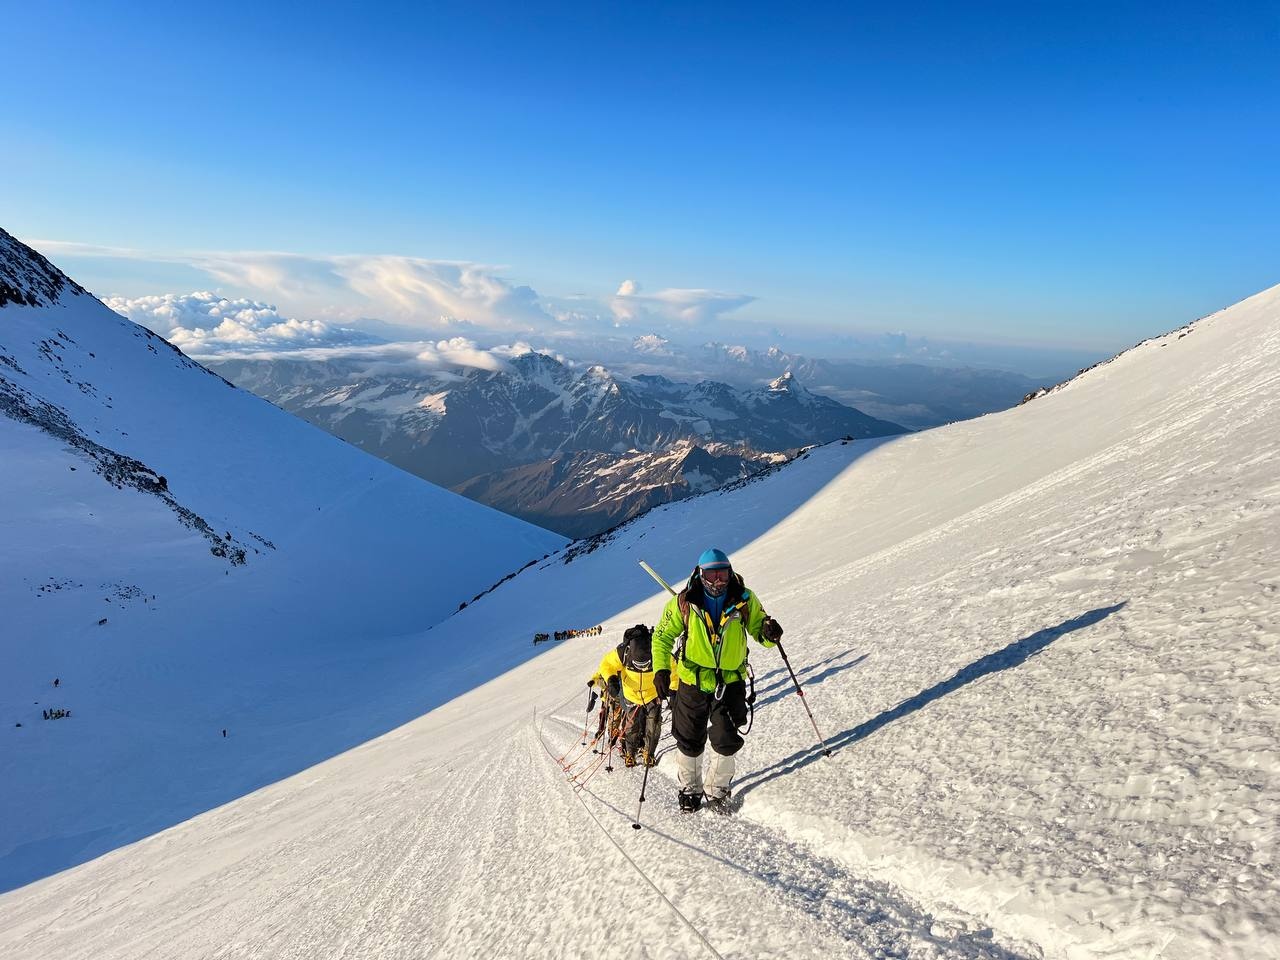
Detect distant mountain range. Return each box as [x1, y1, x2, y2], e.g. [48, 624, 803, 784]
[0, 226, 560, 623]
[208, 354, 907, 536]
[455, 440, 792, 539]
[635, 337, 1052, 430]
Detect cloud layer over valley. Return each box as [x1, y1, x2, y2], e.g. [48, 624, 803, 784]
[47, 238, 1106, 378]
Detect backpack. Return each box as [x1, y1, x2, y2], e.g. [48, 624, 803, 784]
[622, 624, 653, 671]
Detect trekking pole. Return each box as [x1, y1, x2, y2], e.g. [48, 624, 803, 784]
[603, 696, 619, 771]
[775, 638, 832, 757]
[604, 714, 616, 773]
[631, 760, 653, 830]
[593, 701, 607, 753]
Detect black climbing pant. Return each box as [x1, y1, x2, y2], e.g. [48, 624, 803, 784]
[671, 679, 747, 757]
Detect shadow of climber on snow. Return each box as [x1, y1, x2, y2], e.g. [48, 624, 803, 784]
[735, 602, 1127, 799]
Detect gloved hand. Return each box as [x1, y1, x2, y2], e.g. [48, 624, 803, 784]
[653, 669, 672, 701]
[606, 674, 621, 699]
[587, 678, 596, 688]
[762, 617, 784, 642]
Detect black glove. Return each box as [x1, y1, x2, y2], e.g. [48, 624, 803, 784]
[587, 678, 596, 688]
[606, 675, 621, 699]
[653, 669, 671, 701]
[762, 617, 783, 642]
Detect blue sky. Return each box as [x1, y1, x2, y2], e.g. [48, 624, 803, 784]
[4, 1, 1278, 368]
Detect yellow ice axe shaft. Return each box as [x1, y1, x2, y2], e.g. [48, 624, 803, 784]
[638, 559, 678, 597]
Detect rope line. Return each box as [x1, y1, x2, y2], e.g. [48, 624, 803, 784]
[535, 697, 726, 960]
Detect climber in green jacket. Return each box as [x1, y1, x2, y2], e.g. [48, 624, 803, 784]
[651, 548, 783, 813]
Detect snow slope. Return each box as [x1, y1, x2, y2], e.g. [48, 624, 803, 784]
[0, 230, 565, 891]
[3, 277, 1278, 959]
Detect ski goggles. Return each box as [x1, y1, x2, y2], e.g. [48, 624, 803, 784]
[700, 566, 730, 584]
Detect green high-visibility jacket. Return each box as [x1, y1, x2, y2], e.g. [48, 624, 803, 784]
[652, 575, 774, 692]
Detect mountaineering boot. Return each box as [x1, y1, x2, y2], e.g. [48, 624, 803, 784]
[704, 788, 733, 815]
[623, 750, 637, 768]
[641, 747, 657, 767]
[675, 748, 703, 811]
[678, 789, 703, 813]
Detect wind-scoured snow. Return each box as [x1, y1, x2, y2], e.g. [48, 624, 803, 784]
[3, 266, 1278, 959]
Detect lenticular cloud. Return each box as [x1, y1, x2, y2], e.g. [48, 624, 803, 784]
[105, 292, 378, 356]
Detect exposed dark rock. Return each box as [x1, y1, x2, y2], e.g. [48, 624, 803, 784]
[0, 227, 86, 308]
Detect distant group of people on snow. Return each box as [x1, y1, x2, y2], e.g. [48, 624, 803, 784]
[43, 708, 71, 720]
[533, 625, 603, 644]
[584, 548, 784, 813]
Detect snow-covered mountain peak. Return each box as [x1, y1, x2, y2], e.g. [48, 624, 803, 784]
[0, 228, 86, 309]
[707, 341, 751, 362]
[767, 369, 801, 392]
[508, 350, 565, 377]
[502, 349, 573, 396]
[631, 333, 672, 355]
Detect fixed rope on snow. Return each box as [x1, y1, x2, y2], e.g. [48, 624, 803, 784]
[533, 699, 726, 960]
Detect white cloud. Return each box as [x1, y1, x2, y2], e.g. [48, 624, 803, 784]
[98, 288, 1028, 385]
[195, 253, 552, 331]
[195, 336, 534, 376]
[38, 239, 756, 343]
[42, 241, 555, 333]
[611, 279, 755, 326]
[414, 336, 513, 373]
[104, 292, 378, 355]
[104, 292, 568, 378]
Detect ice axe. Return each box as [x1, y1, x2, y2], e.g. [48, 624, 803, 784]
[639, 559, 678, 597]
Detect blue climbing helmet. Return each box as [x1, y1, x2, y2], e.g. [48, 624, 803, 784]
[696, 548, 732, 597]
[697, 548, 730, 570]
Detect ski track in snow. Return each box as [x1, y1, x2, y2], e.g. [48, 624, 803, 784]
[536, 706, 1037, 959]
[0, 701, 1032, 960]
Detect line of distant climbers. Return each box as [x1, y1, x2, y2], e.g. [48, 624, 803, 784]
[43, 708, 71, 720]
[533, 625, 603, 644]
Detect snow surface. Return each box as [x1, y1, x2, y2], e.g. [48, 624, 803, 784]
[0, 287, 564, 892]
[3, 282, 1279, 959]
